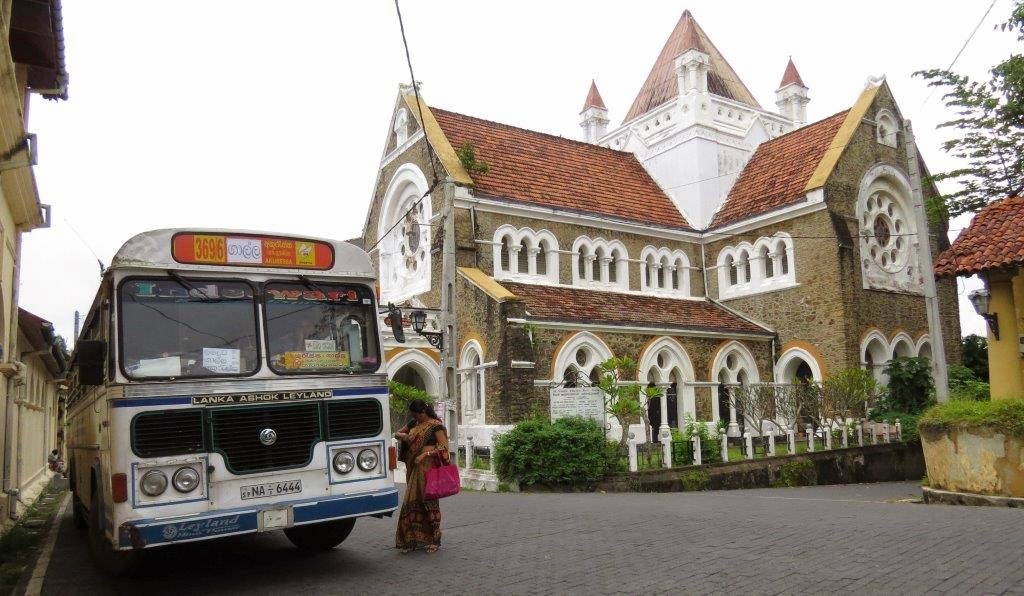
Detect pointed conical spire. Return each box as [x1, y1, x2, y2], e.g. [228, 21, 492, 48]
[624, 10, 759, 122]
[677, 10, 706, 53]
[580, 80, 607, 114]
[779, 57, 805, 88]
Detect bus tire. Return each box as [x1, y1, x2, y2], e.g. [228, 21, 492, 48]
[88, 489, 142, 576]
[283, 518, 356, 551]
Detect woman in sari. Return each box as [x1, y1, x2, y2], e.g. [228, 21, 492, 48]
[394, 399, 449, 553]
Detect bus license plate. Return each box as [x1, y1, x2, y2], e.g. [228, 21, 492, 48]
[240, 479, 302, 500]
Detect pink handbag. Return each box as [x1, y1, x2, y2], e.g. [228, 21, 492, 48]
[424, 453, 460, 500]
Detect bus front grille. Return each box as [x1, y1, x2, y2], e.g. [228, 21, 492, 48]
[210, 403, 321, 474]
[326, 399, 383, 440]
[131, 409, 205, 458]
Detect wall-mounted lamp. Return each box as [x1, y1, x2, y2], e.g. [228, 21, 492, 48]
[968, 288, 1000, 340]
[410, 309, 444, 350]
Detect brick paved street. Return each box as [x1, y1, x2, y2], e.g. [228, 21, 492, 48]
[39, 482, 1024, 595]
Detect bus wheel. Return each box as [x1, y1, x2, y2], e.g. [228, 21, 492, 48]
[283, 518, 356, 551]
[88, 489, 142, 576]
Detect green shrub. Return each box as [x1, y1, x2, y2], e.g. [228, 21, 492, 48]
[882, 357, 934, 413]
[493, 416, 616, 485]
[680, 470, 710, 491]
[918, 398, 1024, 438]
[947, 364, 990, 402]
[869, 410, 921, 443]
[771, 460, 817, 488]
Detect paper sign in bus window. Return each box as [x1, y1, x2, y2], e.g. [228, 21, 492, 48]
[282, 351, 350, 370]
[304, 339, 336, 352]
[203, 348, 241, 374]
[132, 356, 181, 377]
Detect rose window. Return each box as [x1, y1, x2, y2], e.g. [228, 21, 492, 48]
[862, 191, 907, 273]
[396, 200, 427, 278]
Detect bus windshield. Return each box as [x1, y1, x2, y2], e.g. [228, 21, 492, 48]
[264, 282, 380, 375]
[120, 279, 259, 379]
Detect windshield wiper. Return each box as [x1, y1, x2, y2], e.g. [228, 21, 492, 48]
[167, 270, 218, 301]
[297, 275, 335, 298]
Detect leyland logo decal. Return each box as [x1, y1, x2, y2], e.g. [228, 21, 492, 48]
[161, 515, 242, 541]
[191, 389, 332, 405]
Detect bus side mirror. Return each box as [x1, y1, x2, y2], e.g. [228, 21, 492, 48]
[77, 340, 106, 386]
[388, 304, 406, 343]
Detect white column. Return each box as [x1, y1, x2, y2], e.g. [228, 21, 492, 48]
[692, 435, 702, 466]
[727, 385, 740, 437]
[658, 384, 670, 439]
[824, 426, 832, 450]
[721, 432, 729, 462]
[743, 432, 754, 460]
[527, 247, 540, 275]
[787, 429, 796, 455]
[841, 425, 849, 448]
[710, 384, 721, 424]
[895, 419, 903, 442]
[628, 439, 638, 473]
[806, 424, 815, 452]
[465, 437, 474, 471]
[856, 423, 864, 447]
[584, 254, 596, 282]
[766, 429, 776, 457]
[509, 246, 521, 275]
[599, 256, 612, 284]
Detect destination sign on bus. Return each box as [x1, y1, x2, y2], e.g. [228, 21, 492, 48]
[172, 233, 334, 270]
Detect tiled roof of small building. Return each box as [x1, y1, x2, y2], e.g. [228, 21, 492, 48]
[500, 281, 773, 336]
[623, 10, 760, 123]
[934, 196, 1024, 277]
[431, 107, 691, 230]
[709, 110, 849, 228]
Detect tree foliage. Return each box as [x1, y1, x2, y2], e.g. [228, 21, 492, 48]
[915, 1, 1024, 216]
[591, 356, 661, 447]
[881, 357, 934, 414]
[960, 334, 989, 382]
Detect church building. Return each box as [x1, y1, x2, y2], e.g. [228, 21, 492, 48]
[360, 11, 961, 445]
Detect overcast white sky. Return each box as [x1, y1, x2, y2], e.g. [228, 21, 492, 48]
[19, 0, 1018, 343]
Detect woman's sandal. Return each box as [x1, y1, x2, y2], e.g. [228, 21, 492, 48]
[425, 544, 440, 553]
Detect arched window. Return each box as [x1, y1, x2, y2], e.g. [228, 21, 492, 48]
[660, 256, 671, 289]
[594, 247, 606, 282]
[761, 245, 773, 278]
[517, 239, 529, 274]
[608, 250, 618, 284]
[647, 255, 658, 289]
[500, 236, 513, 272]
[460, 341, 486, 421]
[738, 251, 751, 284]
[536, 242, 548, 276]
[674, 257, 687, 292]
[776, 240, 789, 276]
[577, 248, 587, 282]
[379, 164, 431, 303]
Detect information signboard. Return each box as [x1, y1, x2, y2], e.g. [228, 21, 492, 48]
[549, 387, 605, 424]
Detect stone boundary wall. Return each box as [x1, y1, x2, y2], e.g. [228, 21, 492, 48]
[594, 443, 924, 493]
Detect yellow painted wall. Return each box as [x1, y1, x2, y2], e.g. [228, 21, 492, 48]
[986, 270, 1024, 400]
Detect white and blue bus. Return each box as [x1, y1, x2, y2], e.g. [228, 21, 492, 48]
[66, 229, 401, 572]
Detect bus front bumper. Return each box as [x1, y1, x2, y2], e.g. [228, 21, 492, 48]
[117, 487, 399, 550]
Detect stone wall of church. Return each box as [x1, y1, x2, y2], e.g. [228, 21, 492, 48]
[706, 209, 852, 376]
[822, 87, 961, 366]
[364, 135, 447, 309]
[524, 327, 772, 417]
[706, 87, 961, 378]
[466, 209, 704, 297]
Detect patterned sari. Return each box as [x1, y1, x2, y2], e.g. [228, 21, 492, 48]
[395, 419, 447, 550]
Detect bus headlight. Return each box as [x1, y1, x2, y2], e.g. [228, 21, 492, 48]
[172, 466, 201, 493]
[333, 451, 355, 474]
[140, 470, 168, 496]
[357, 449, 378, 472]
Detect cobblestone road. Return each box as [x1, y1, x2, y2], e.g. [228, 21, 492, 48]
[39, 482, 1024, 595]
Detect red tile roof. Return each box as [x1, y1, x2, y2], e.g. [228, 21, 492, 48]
[500, 281, 773, 336]
[432, 107, 691, 229]
[623, 10, 760, 123]
[779, 58, 805, 88]
[935, 197, 1024, 277]
[580, 80, 606, 113]
[709, 110, 849, 228]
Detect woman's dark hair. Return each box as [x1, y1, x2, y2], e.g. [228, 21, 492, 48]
[409, 398, 440, 421]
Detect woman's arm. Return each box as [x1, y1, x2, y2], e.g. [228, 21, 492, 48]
[415, 427, 450, 463]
